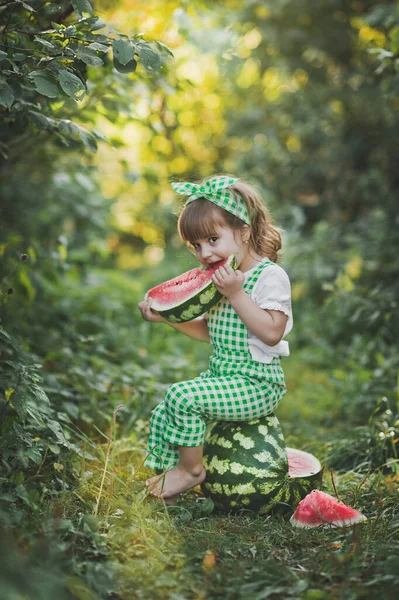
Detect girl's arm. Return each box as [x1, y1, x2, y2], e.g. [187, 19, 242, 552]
[212, 265, 287, 346]
[228, 293, 287, 346]
[164, 317, 210, 342]
[138, 298, 210, 343]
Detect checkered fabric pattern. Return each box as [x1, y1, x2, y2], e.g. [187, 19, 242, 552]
[171, 176, 250, 225]
[145, 260, 287, 470]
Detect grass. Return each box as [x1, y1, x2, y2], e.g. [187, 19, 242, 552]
[278, 353, 342, 447]
[67, 352, 399, 600]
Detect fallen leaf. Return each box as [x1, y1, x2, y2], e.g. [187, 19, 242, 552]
[202, 550, 217, 572]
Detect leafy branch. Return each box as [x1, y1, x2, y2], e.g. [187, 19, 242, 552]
[0, 1, 173, 155]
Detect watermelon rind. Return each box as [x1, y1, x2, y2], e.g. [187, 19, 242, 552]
[201, 416, 323, 514]
[146, 254, 236, 323]
[291, 512, 367, 529]
[283, 448, 323, 510]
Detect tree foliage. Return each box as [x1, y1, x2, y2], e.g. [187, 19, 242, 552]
[0, 2, 172, 592]
[0, 0, 174, 328]
[0, 0, 169, 156]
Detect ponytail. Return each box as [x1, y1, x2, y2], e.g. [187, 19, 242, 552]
[230, 181, 282, 262]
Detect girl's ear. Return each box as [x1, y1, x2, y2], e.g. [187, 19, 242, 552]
[241, 225, 250, 243]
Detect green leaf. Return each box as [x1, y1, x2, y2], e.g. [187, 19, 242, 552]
[113, 57, 137, 74]
[48, 443, 61, 454]
[0, 80, 14, 108]
[34, 36, 56, 49]
[0, 328, 12, 342]
[15, 485, 30, 505]
[368, 48, 394, 59]
[0, 50, 7, 61]
[75, 46, 104, 66]
[71, 0, 93, 16]
[56, 69, 86, 99]
[51, 22, 66, 31]
[77, 16, 101, 29]
[58, 119, 81, 137]
[29, 110, 57, 130]
[21, 1, 35, 11]
[26, 447, 43, 464]
[112, 39, 134, 66]
[91, 20, 106, 31]
[11, 395, 27, 419]
[59, 119, 98, 152]
[156, 40, 174, 57]
[25, 404, 46, 427]
[88, 42, 109, 53]
[47, 419, 67, 443]
[37, 56, 56, 67]
[139, 45, 161, 71]
[92, 128, 108, 142]
[31, 70, 59, 98]
[78, 127, 98, 152]
[63, 25, 77, 38]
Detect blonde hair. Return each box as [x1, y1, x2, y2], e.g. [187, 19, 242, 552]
[177, 177, 282, 262]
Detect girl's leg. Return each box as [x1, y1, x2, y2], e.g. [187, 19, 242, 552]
[145, 401, 180, 470]
[146, 372, 285, 499]
[146, 444, 205, 500]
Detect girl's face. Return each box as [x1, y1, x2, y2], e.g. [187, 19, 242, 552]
[190, 225, 248, 268]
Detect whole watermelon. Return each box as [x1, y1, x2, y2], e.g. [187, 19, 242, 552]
[202, 415, 322, 514]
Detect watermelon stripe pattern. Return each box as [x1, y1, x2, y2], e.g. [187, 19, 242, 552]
[202, 416, 289, 512]
[202, 416, 323, 514]
[155, 287, 223, 323]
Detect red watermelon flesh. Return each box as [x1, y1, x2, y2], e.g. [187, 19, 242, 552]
[290, 489, 367, 528]
[287, 448, 321, 479]
[147, 257, 228, 311]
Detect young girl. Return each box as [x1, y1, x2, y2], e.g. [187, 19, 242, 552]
[138, 175, 292, 503]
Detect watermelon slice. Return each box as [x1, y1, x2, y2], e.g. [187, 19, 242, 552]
[146, 254, 236, 323]
[290, 489, 367, 528]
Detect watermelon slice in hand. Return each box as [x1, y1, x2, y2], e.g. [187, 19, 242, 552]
[290, 489, 367, 528]
[146, 254, 236, 323]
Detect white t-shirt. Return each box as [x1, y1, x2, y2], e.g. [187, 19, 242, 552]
[245, 259, 293, 363]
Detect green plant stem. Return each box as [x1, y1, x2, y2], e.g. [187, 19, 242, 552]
[94, 403, 124, 517]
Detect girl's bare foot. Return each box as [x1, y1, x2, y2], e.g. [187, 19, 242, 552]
[146, 466, 206, 499]
[145, 473, 177, 504]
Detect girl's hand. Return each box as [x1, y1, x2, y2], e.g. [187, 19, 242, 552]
[211, 264, 245, 300]
[138, 298, 165, 322]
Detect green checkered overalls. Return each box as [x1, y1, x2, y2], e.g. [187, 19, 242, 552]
[145, 259, 287, 470]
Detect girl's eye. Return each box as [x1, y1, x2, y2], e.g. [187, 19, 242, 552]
[209, 237, 218, 243]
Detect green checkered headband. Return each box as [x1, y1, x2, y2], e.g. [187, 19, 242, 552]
[171, 176, 250, 225]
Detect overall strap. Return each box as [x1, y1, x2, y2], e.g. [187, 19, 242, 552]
[244, 258, 274, 294]
[207, 258, 275, 360]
